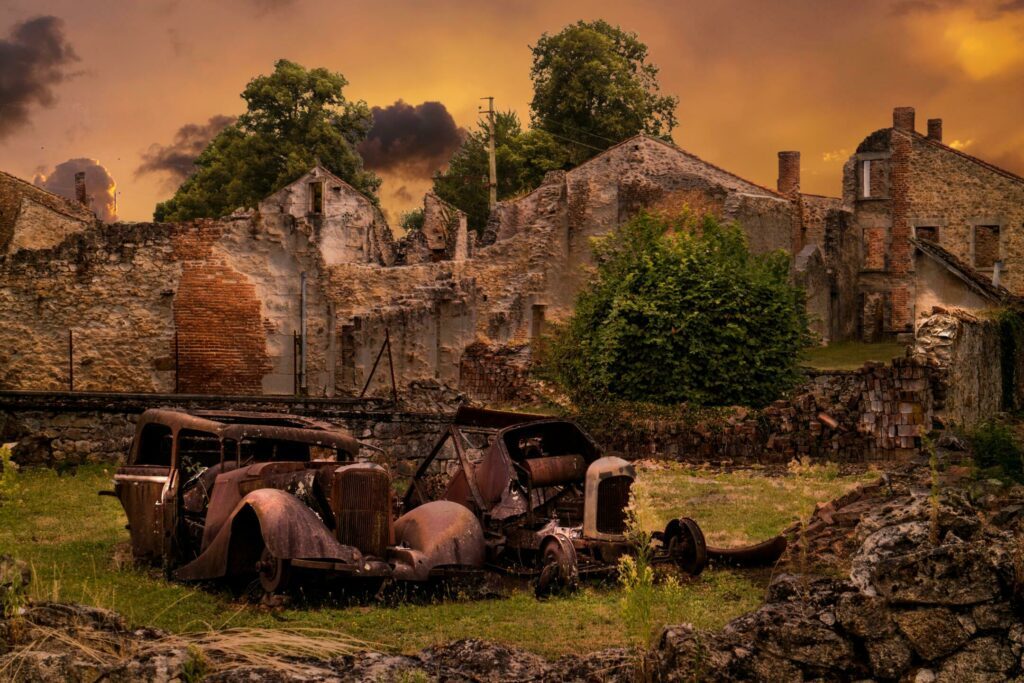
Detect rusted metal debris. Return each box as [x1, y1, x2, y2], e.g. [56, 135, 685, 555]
[111, 409, 485, 595]
[403, 407, 787, 596]
[110, 406, 784, 599]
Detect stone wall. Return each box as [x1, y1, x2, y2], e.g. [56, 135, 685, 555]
[912, 310, 1017, 428]
[0, 392, 451, 476]
[586, 358, 930, 463]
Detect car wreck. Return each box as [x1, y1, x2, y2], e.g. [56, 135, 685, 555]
[111, 409, 485, 594]
[403, 408, 787, 595]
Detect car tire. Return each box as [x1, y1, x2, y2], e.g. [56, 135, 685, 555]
[666, 517, 707, 576]
[256, 546, 291, 595]
[535, 535, 579, 598]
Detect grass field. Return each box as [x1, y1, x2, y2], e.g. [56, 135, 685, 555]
[0, 461, 876, 657]
[803, 341, 907, 371]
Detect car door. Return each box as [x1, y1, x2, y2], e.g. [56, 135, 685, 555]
[115, 422, 173, 560]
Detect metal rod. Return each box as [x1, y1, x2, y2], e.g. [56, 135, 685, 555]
[293, 331, 299, 396]
[300, 272, 307, 392]
[385, 328, 397, 404]
[359, 334, 389, 398]
[68, 329, 73, 392]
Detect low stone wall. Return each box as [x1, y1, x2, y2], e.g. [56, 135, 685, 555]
[913, 309, 1022, 429]
[0, 392, 451, 476]
[586, 358, 932, 463]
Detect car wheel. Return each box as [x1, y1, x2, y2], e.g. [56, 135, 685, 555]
[256, 546, 291, 595]
[535, 535, 578, 598]
[666, 517, 707, 576]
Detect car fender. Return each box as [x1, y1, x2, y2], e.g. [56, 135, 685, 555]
[175, 488, 360, 581]
[391, 500, 484, 581]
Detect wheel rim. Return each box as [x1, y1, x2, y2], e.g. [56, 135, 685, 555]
[668, 518, 707, 576]
[536, 539, 578, 597]
[257, 547, 289, 594]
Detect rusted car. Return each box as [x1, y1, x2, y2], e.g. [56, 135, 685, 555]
[403, 408, 786, 595]
[111, 409, 484, 594]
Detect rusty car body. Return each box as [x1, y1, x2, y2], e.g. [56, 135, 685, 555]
[112, 409, 484, 593]
[403, 407, 787, 594]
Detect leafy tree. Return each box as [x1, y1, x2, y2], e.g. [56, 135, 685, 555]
[529, 20, 678, 165]
[537, 210, 811, 407]
[154, 60, 379, 221]
[400, 207, 425, 232]
[431, 111, 568, 234]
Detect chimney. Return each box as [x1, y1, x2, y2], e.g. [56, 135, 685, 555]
[777, 151, 801, 196]
[74, 171, 87, 207]
[927, 118, 943, 142]
[893, 106, 916, 133]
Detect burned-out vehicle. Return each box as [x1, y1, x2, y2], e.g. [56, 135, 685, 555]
[403, 408, 786, 594]
[111, 409, 485, 594]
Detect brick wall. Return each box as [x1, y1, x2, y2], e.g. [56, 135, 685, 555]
[458, 341, 534, 404]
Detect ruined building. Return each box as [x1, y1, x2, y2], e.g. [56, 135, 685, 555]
[1, 107, 1020, 399]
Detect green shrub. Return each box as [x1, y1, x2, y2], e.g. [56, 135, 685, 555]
[536, 209, 811, 407]
[968, 419, 1024, 482]
[0, 445, 18, 504]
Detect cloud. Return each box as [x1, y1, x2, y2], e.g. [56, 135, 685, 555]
[358, 100, 465, 178]
[0, 16, 79, 139]
[34, 158, 117, 222]
[136, 115, 236, 187]
[822, 149, 849, 163]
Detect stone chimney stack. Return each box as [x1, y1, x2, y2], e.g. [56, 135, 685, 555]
[927, 118, 943, 142]
[893, 106, 916, 133]
[74, 171, 87, 207]
[777, 151, 801, 197]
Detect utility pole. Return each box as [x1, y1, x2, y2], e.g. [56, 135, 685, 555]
[480, 96, 497, 211]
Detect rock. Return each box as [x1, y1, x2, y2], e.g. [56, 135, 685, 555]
[865, 635, 913, 680]
[894, 608, 970, 661]
[835, 592, 895, 638]
[863, 542, 1001, 606]
[0, 555, 30, 612]
[936, 637, 1016, 682]
[971, 602, 1016, 631]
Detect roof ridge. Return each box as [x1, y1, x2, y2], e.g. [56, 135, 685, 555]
[0, 169, 95, 219]
[909, 131, 1024, 186]
[910, 236, 1021, 306]
[566, 134, 786, 199]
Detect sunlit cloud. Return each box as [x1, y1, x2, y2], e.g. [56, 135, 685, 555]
[822, 149, 849, 163]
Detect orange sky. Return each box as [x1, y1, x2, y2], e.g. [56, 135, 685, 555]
[2, 0, 1023, 223]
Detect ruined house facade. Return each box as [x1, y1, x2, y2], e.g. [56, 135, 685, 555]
[844, 107, 1024, 340]
[1, 112, 1020, 398]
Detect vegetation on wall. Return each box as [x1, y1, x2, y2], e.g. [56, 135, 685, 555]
[154, 60, 379, 222]
[996, 309, 1024, 411]
[536, 209, 811, 407]
[968, 418, 1024, 483]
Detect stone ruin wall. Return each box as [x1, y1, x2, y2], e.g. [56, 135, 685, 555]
[0, 213, 331, 396]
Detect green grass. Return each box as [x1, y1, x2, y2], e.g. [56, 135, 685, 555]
[0, 462, 875, 657]
[803, 341, 907, 371]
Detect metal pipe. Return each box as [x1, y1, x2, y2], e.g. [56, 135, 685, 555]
[300, 272, 307, 394]
[68, 330, 74, 392]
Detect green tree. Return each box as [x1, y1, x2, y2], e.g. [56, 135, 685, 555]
[529, 20, 678, 164]
[537, 210, 811, 407]
[154, 60, 379, 221]
[431, 111, 568, 234]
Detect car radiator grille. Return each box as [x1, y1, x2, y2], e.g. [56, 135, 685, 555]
[596, 475, 632, 534]
[334, 468, 391, 558]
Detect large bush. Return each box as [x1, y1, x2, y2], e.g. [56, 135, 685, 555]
[537, 210, 810, 407]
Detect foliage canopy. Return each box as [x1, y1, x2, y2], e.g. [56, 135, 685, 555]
[537, 210, 811, 407]
[431, 111, 568, 234]
[529, 20, 678, 165]
[154, 60, 379, 221]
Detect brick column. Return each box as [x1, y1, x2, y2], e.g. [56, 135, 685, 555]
[889, 119, 914, 331]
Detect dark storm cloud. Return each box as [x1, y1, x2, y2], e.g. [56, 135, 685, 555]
[136, 115, 236, 187]
[0, 16, 79, 139]
[358, 100, 465, 178]
[34, 158, 117, 222]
